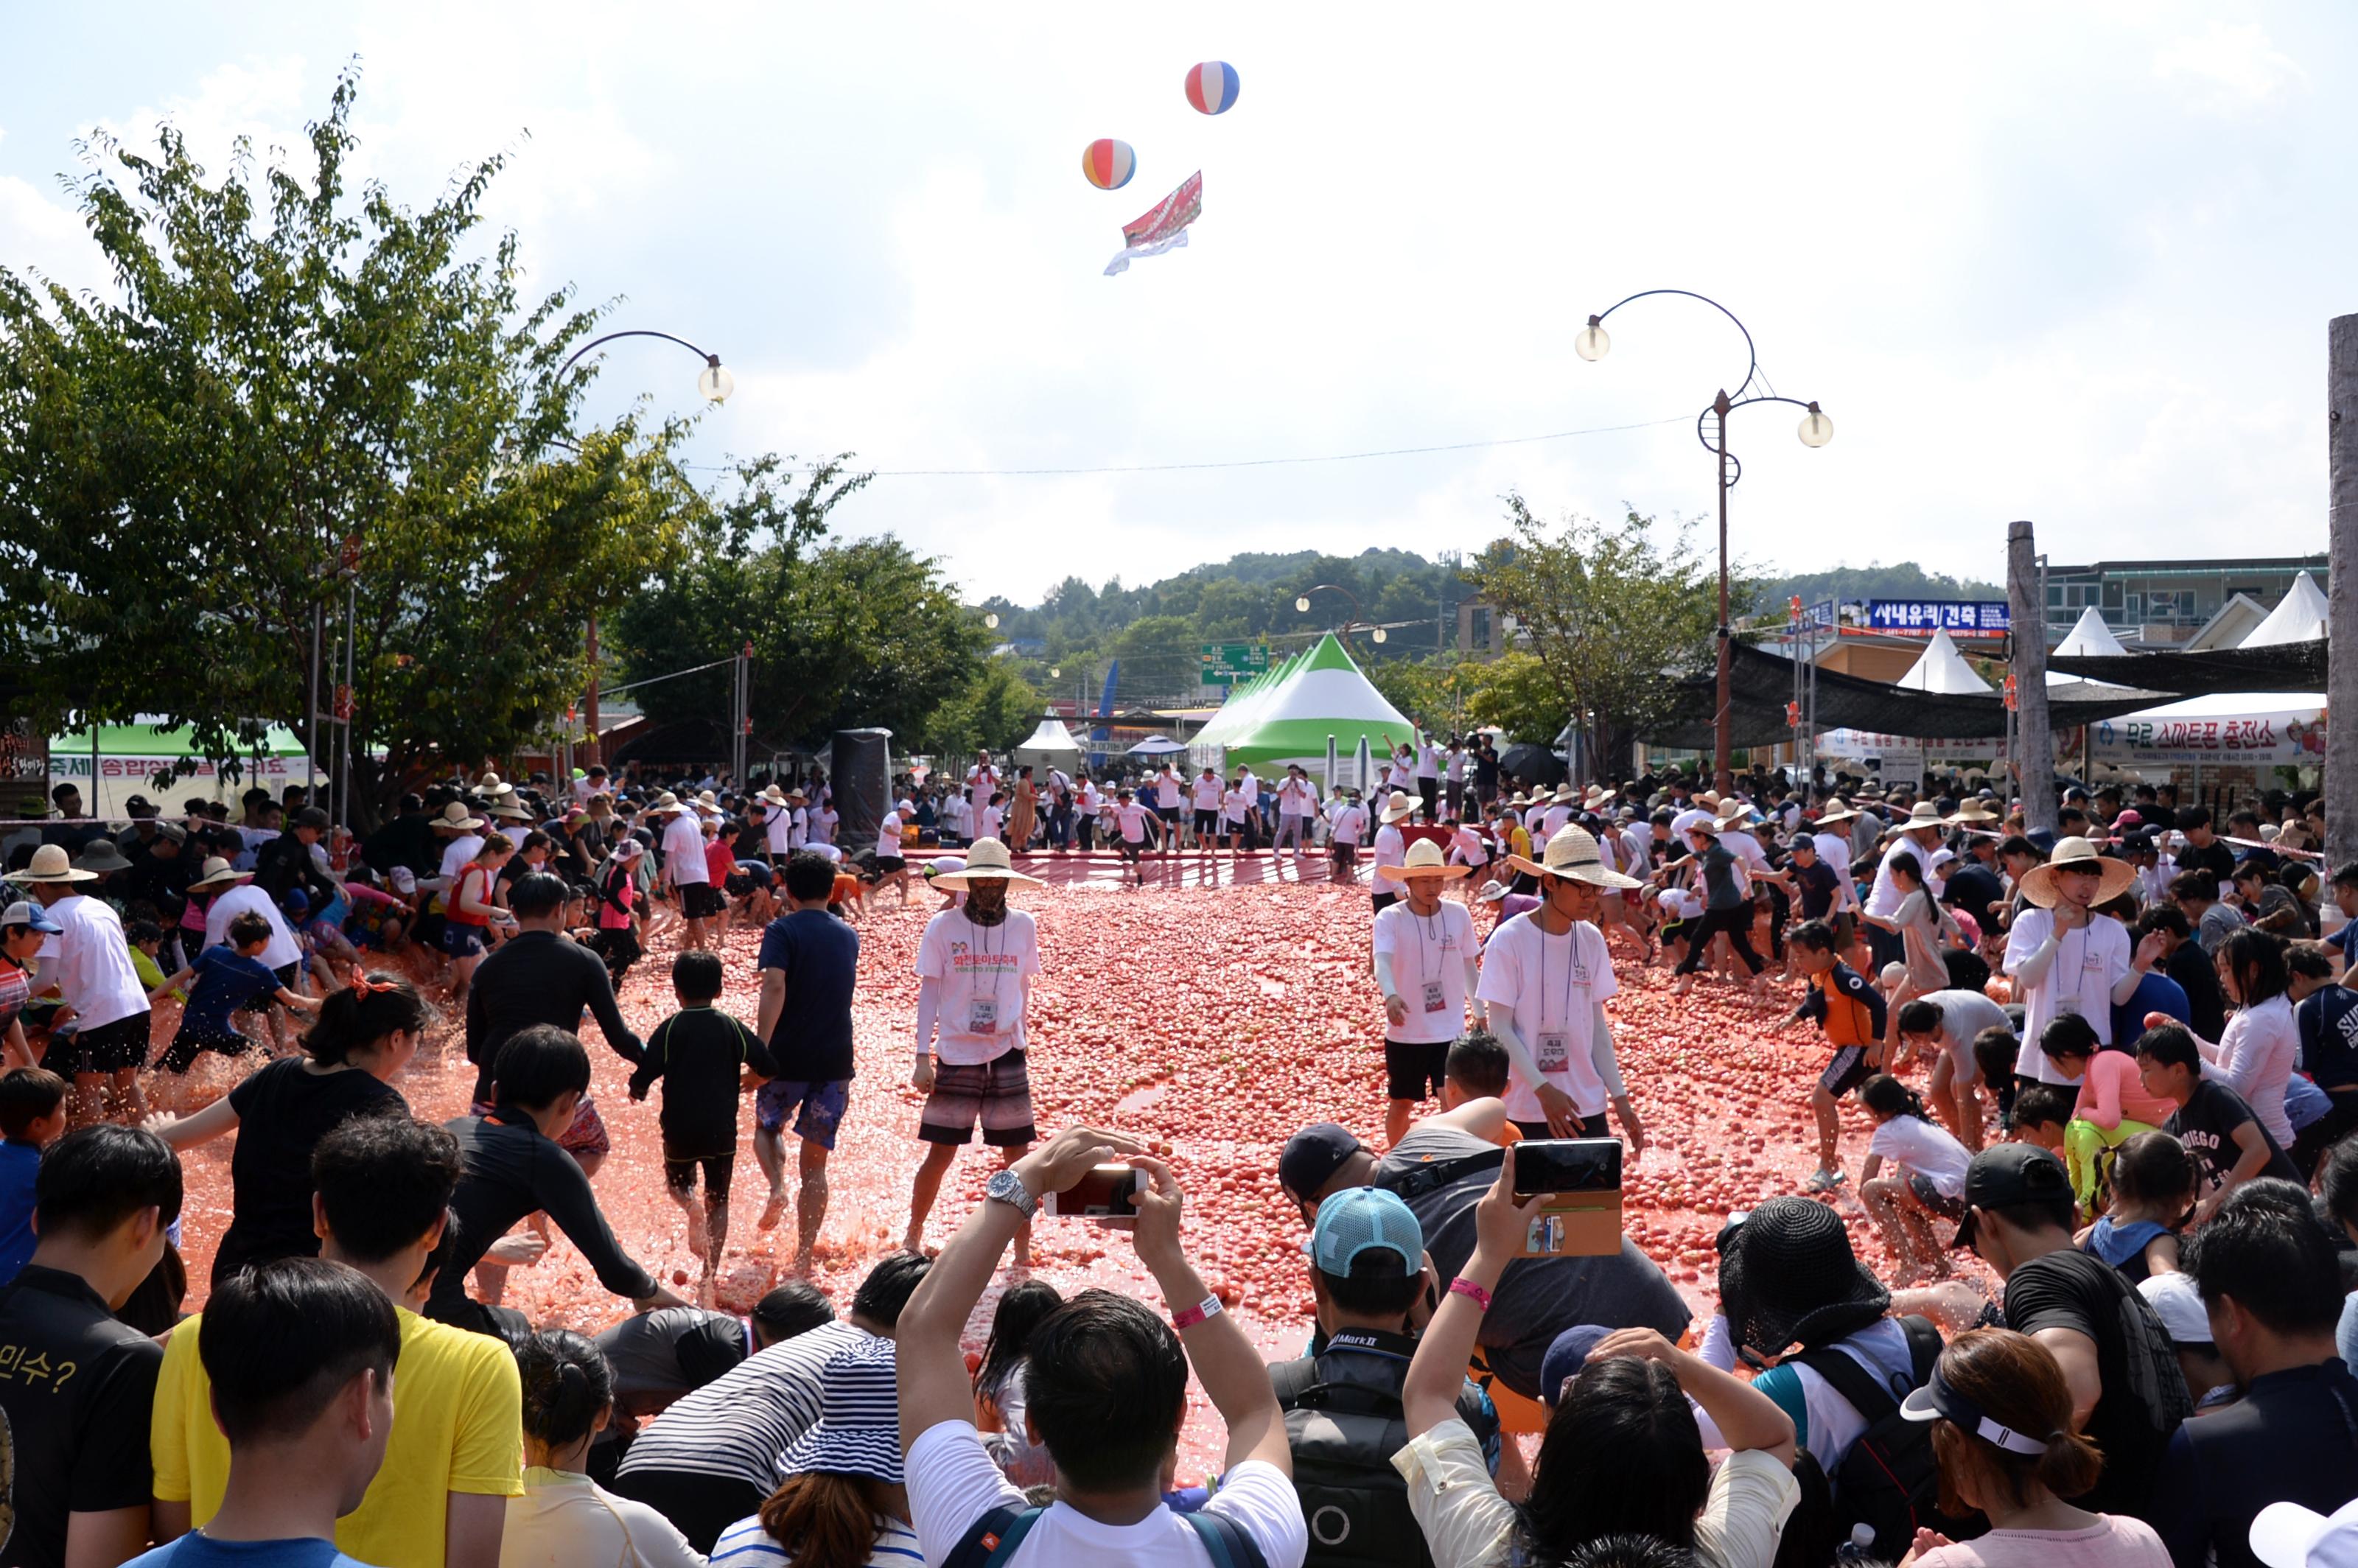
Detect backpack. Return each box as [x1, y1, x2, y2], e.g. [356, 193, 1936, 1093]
[1791, 1315, 1974, 1561]
[1268, 1345, 1494, 1568]
[942, 1501, 1268, 1568]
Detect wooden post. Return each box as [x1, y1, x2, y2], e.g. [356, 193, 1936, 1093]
[2008, 520, 2057, 834]
[2329, 315, 2358, 867]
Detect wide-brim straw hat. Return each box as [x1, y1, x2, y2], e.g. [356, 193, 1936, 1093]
[433, 802, 486, 832]
[643, 792, 685, 817]
[1502, 824, 1642, 889]
[485, 799, 533, 822]
[186, 856, 253, 890]
[1376, 839, 1473, 883]
[1900, 801, 1946, 829]
[6, 844, 98, 884]
[2018, 836, 2138, 909]
[760, 785, 789, 805]
[1379, 795, 1418, 824]
[1713, 797, 1754, 825]
[1946, 803, 2001, 826]
[932, 836, 1043, 889]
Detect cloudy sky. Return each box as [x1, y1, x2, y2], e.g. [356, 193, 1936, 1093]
[4, 4, 2348, 603]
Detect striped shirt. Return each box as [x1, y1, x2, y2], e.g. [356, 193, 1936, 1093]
[617, 1320, 876, 1491]
[712, 1513, 922, 1566]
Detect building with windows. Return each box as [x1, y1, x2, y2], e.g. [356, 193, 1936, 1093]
[2040, 554, 2327, 647]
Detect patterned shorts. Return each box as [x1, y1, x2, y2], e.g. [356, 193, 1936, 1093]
[755, 1077, 851, 1150]
[918, 1051, 1035, 1147]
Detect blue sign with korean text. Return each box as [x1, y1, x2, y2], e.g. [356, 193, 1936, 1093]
[1845, 600, 2011, 640]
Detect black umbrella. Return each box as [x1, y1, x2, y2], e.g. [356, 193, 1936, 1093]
[1498, 741, 1567, 787]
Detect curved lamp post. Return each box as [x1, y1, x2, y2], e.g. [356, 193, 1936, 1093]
[1295, 583, 1388, 646]
[1577, 290, 1830, 792]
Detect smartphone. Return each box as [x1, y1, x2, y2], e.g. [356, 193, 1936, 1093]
[1511, 1138, 1623, 1196]
[1044, 1164, 1145, 1224]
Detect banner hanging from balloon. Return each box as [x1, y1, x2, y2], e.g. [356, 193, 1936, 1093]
[1105, 170, 1203, 277]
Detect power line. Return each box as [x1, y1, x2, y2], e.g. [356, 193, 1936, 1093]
[676, 413, 1688, 479]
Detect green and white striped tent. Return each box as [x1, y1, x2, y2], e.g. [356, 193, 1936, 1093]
[1186, 633, 1413, 787]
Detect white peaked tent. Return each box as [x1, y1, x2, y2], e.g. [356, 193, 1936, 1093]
[1895, 628, 1991, 693]
[2239, 571, 2330, 649]
[2054, 606, 2130, 658]
[1010, 713, 1083, 773]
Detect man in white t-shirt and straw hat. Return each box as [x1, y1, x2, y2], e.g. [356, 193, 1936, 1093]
[1480, 825, 1650, 1150]
[1372, 839, 1482, 1146]
[2002, 836, 2142, 1085]
[1369, 794, 1416, 917]
[8, 844, 155, 1124]
[906, 839, 1047, 1267]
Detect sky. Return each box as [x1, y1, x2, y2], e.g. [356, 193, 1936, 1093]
[4, 4, 2352, 606]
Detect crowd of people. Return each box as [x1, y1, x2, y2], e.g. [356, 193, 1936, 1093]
[0, 749, 2353, 1568]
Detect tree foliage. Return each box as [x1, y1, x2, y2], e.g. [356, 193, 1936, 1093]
[0, 70, 690, 817]
[913, 661, 1043, 763]
[1463, 496, 1746, 772]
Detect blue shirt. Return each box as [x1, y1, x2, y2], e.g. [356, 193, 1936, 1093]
[183, 947, 284, 1034]
[0, 1138, 37, 1285]
[125, 1535, 380, 1567]
[2112, 969, 2190, 1051]
[754, 909, 861, 1082]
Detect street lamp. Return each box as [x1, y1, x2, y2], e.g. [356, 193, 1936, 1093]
[1577, 289, 1831, 792]
[1296, 584, 1388, 645]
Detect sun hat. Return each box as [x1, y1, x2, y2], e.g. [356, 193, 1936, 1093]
[760, 785, 789, 805]
[1812, 799, 1860, 826]
[1376, 839, 1472, 883]
[1713, 797, 1754, 825]
[1945, 802, 2001, 826]
[1539, 1325, 1614, 1410]
[777, 1335, 903, 1483]
[433, 802, 487, 832]
[612, 839, 646, 862]
[0, 900, 63, 934]
[1280, 1123, 1369, 1205]
[1550, 784, 1578, 805]
[1897, 1358, 2054, 1457]
[5, 844, 97, 885]
[643, 792, 685, 817]
[186, 856, 254, 891]
[1900, 801, 1945, 830]
[486, 798, 533, 822]
[1473, 879, 1512, 904]
[1502, 825, 1642, 889]
[2250, 1498, 2358, 1568]
[2135, 1273, 2214, 1346]
[1953, 1143, 2074, 1250]
[72, 840, 133, 876]
[1379, 795, 1418, 825]
[2017, 836, 2138, 909]
[931, 837, 1041, 890]
[1311, 1188, 1422, 1278]
[1716, 1195, 1891, 1357]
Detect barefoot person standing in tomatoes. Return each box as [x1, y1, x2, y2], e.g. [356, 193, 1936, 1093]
[905, 839, 1043, 1266]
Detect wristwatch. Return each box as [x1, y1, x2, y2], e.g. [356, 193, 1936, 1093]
[984, 1167, 1038, 1222]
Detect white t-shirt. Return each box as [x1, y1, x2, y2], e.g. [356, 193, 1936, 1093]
[907, 1421, 1307, 1568]
[2004, 909, 2132, 1078]
[875, 811, 905, 861]
[914, 908, 1041, 1066]
[1868, 1115, 1972, 1197]
[805, 841, 845, 865]
[200, 882, 305, 973]
[1221, 788, 1249, 826]
[1812, 832, 1859, 909]
[46, 894, 150, 1033]
[1076, 782, 1100, 814]
[1670, 807, 1715, 840]
[503, 1468, 704, 1568]
[1444, 748, 1468, 783]
[966, 765, 1000, 815]
[763, 806, 794, 857]
[1371, 825, 1406, 874]
[662, 813, 710, 885]
[1867, 837, 1953, 917]
[437, 833, 484, 889]
[1236, 770, 1259, 805]
[811, 806, 836, 845]
[1331, 805, 1368, 846]
[1475, 913, 1620, 1119]
[1191, 777, 1224, 811]
[1659, 886, 1704, 922]
[1416, 743, 1441, 780]
[1155, 773, 1183, 808]
[977, 804, 1004, 844]
[1374, 900, 1477, 1044]
[1278, 779, 1315, 818]
[1112, 802, 1153, 844]
[1539, 805, 1572, 844]
[1449, 826, 1488, 868]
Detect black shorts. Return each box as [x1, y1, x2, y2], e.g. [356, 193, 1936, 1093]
[1820, 1044, 1875, 1099]
[156, 1021, 255, 1074]
[682, 883, 725, 920]
[1908, 1172, 1967, 1221]
[1193, 809, 1220, 836]
[1156, 805, 1181, 824]
[1385, 1038, 1450, 1102]
[1511, 1113, 1612, 1140]
[68, 1011, 152, 1075]
[665, 1152, 735, 1201]
[1371, 890, 1400, 916]
[1332, 842, 1359, 867]
[1118, 838, 1146, 861]
[873, 856, 906, 876]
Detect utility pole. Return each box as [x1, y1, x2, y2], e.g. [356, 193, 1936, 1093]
[2328, 314, 2358, 867]
[2007, 520, 2057, 834]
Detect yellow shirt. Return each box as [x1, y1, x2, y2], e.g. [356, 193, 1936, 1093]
[153, 1303, 525, 1567]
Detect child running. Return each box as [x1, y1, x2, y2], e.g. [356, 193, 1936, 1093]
[147, 911, 322, 1075]
[2077, 1130, 2195, 1283]
[1858, 1072, 1971, 1284]
[1109, 787, 1161, 889]
[1787, 918, 1888, 1192]
[628, 950, 779, 1287]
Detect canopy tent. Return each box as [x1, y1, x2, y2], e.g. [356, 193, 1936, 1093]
[2090, 691, 2328, 768]
[1186, 633, 1415, 785]
[49, 721, 313, 819]
[1895, 628, 1992, 693]
[2239, 571, 2329, 649]
[1010, 714, 1083, 774]
[1125, 735, 1188, 757]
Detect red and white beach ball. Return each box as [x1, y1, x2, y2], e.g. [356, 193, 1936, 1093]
[1184, 60, 1240, 115]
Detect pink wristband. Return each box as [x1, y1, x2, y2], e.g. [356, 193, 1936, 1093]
[1449, 1276, 1494, 1312]
[1172, 1295, 1222, 1332]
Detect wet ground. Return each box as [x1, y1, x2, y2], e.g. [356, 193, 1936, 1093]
[161, 850, 1988, 1479]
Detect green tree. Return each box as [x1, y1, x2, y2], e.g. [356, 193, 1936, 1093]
[1463, 651, 1564, 743]
[914, 661, 1043, 763]
[1463, 496, 1746, 775]
[0, 71, 689, 821]
[1365, 654, 1484, 738]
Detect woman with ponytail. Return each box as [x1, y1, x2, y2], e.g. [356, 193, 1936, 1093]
[1858, 1071, 1973, 1285]
[147, 969, 426, 1285]
[502, 1329, 706, 1567]
[1898, 1328, 2168, 1566]
[713, 1334, 917, 1568]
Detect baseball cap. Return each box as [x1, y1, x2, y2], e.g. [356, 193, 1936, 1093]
[2252, 1498, 2358, 1568]
[1953, 1144, 2074, 1250]
[2136, 1273, 2214, 1345]
[1279, 1124, 1367, 1206]
[1540, 1325, 1613, 1408]
[0, 900, 62, 934]
[1310, 1188, 1421, 1278]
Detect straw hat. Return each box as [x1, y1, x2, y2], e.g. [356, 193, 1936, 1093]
[1502, 824, 1643, 889]
[186, 856, 253, 891]
[1474, 878, 1513, 904]
[5, 844, 97, 884]
[1713, 797, 1754, 825]
[931, 837, 1042, 889]
[433, 801, 486, 832]
[1899, 802, 1945, 830]
[761, 785, 789, 805]
[1946, 802, 2001, 826]
[2018, 836, 2138, 909]
[643, 792, 685, 817]
[486, 799, 533, 822]
[1696, 790, 1722, 810]
[1376, 839, 1473, 883]
[1550, 784, 1579, 805]
[1379, 795, 1418, 825]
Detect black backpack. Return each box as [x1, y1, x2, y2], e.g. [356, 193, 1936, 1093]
[1270, 1347, 1493, 1568]
[943, 1502, 1267, 1568]
[1792, 1315, 1976, 1561]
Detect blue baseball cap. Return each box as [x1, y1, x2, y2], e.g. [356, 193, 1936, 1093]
[1310, 1187, 1421, 1278]
[1540, 1324, 1614, 1408]
[0, 901, 61, 934]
